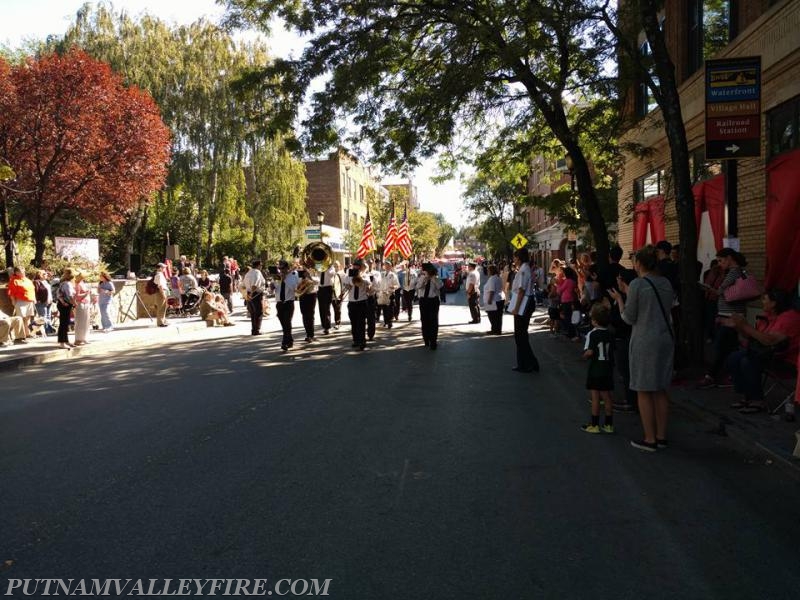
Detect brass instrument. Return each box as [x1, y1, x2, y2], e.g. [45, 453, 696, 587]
[301, 241, 333, 271]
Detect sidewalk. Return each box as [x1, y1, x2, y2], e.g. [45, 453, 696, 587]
[529, 314, 800, 478]
[0, 314, 232, 372]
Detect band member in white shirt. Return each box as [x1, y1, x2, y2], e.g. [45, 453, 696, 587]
[297, 267, 319, 342]
[343, 258, 372, 350]
[365, 259, 381, 338]
[399, 263, 417, 322]
[242, 260, 267, 335]
[466, 261, 482, 324]
[510, 248, 540, 373]
[415, 262, 443, 349]
[317, 262, 337, 334]
[273, 259, 299, 351]
[378, 259, 400, 328]
[332, 261, 345, 328]
[483, 264, 506, 335]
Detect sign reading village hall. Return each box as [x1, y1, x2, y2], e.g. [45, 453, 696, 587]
[705, 56, 761, 160]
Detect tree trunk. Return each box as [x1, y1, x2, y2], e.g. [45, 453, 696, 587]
[1, 196, 14, 268]
[124, 197, 148, 274]
[33, 231, 46, 267]
[204, 167, 219, 266]
[640, 0, 704, 363]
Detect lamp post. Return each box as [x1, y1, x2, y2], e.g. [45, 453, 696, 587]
[317, 211, 325, 239]
[515, 213, 522, 233]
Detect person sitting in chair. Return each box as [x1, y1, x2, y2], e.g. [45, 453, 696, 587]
[725, 289, 800, 415]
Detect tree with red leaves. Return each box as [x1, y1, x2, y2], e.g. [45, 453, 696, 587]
[0, 49, 170, 265]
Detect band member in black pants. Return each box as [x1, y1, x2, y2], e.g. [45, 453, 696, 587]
[400, 265, 417, 322]
[466, 261, 481, 323]
[416, 262, 442, 350]
[297, 268, 318, 342]
[365, 263, 380, 339]
[317, 262, 336, 334]
[242, 259, 266, 336]
[510, 248, 540, 372]
[274, 260, 298, 351]
[344, 258, 371, 350]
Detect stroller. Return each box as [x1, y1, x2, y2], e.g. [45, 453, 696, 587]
[167, 287, 203, 317]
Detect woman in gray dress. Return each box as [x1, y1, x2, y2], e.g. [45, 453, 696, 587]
[609, 245, 674, 452]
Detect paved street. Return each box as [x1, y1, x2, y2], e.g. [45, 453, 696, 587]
[2, 289, 800, 599]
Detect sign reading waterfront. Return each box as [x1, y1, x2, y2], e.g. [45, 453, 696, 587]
[705, 56, 761, 160]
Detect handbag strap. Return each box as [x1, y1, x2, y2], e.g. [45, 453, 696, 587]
[643, 276, 674, 340]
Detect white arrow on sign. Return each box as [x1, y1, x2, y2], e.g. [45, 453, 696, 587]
[725, 144, 740, 153]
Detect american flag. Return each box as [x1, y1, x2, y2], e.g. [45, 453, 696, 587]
[396, 205, 413, 258]
[356, 208, 376, 258]
[383, 203, 399, 258]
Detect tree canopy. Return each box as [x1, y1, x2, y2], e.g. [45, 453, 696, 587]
[0, 49, 170, 264]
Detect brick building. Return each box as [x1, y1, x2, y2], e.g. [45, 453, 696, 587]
[618, 0, 800, 289]
[304, 148, 388, 261]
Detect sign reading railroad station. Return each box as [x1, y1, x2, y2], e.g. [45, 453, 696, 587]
[705, 56, 761, 160]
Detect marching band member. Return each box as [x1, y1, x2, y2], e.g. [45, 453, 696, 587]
[343, 258, 372, 351]
[416, 262, 442, 350]
[400, 263, 418, 322]
[365, 259, 381, 338]
[274, 259, 299, 351]
[378, 259, 400, 328]
[242, 260, 266, 336]
[332, 261, 344, 329]
[317, 261, 337, 334]
[297, 267, 319, 342]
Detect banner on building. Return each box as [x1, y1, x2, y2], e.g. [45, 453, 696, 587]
[54, 237, 100, 262]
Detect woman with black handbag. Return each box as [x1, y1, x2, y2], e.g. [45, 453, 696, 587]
[609, 245, 674, 452]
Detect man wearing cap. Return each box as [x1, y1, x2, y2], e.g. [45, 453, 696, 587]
[378, 259, 400, 328]
[243, 260, 266, 335]
[274, 260, 299, 351]
[147, 263, 170, 327]
[344, 259, 371, 350]
[416, 263, 443, 349]
[466, 261, 481, 324]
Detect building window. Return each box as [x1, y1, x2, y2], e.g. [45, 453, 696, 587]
[341, 173, 347, 195]
[343, 209, 350, 230]
[633, 169, 666, 203]
[767, 96, 799, 159]
[359, 185, 365, 203]
[690, 148, 722, 183]
[687, 0, 733, 76]
[636, 39, 658, 117]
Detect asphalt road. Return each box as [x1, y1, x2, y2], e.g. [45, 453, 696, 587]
[2, 286, 800, 599]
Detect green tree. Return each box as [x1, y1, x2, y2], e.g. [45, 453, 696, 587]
[222, 0, 616, 264]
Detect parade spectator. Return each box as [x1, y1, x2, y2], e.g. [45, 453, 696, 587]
[197, 270, 212, 290]
[610, 268, 639, 412]
[725, 289, 800, 414]
[701, 259, 725, 341]
[179, 267, 198, 302]
[697, 248, 749, 388]
[8, 266, 36, 338]
[33, 269, 55, 335]
[0, 307, 27, 346]
[598, 245, 624, 296]
[145, 263, 170, 327]
[97, 271, 115, 332]
[558, 266, 580, 341]
[56, 268, 76, 348]
[483, 264, 505, 335]
[218, 268, 233, 314]
[509, 247, 539, 372]
[581, 303, 615, 434]
[72, 271, 93, 346]
[610, 245, 674, 452]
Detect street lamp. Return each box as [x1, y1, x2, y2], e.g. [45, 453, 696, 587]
[515, 213, 523, 233]
[317, 210, 325, 238]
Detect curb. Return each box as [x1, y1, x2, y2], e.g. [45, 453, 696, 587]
[0, 320, 211, 374]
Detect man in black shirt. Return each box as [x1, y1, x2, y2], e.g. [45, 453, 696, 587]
[219, 268, 234, 314]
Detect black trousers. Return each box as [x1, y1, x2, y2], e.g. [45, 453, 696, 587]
[366, 296, 377, 339]
[248, 292, 264, 334]
[615, 335, 638, 406]
[487, 301, 504, 334]
[276, 300, 294, 346]
[401, 290, 415, 319]
[419, 297, 440, 345]
[57, 302, 72, 343]
[393, 289, 402, 320]
[332, 296, 342, 326]
[513, 301, 539, 370]
[381, 301, 394, 327]
[348, 301, 367, 346]
[299, 293, 317, 338]
[468, 291, 481, 322]
[317, 286, 333, 331]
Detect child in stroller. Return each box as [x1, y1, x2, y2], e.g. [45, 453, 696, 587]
[167, 287, 203, 317]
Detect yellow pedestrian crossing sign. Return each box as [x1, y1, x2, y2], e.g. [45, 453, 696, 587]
[511, 233, 528, 249]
